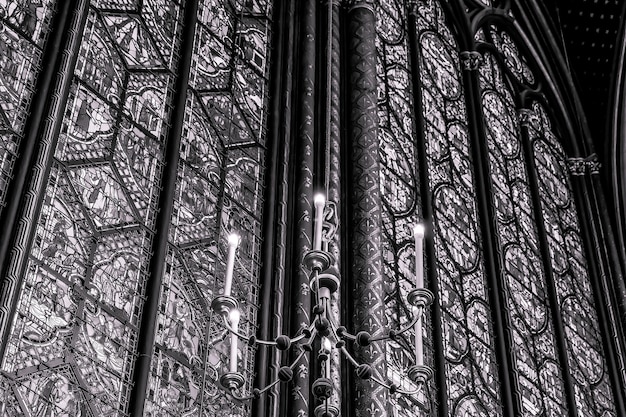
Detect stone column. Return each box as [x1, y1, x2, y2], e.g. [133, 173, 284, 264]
[346, 2, 389, 415]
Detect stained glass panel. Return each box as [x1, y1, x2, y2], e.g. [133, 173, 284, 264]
[488, 26, 535, 85]
[376, 0, 430, 414]
[417, 1, 502, 415]
[527, 102, 617, 416]
[145, 1, 273, 415]
[0, 0, 56, 215]
[0, 1, 184, 415]
[479, 52, 569, 416]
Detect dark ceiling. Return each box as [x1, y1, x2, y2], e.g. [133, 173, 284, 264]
[544, 0, 626, 150]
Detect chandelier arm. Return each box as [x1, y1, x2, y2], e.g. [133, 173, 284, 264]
[222, 315, 253, 340]
[325, 305, 356, 341]
[370, 375, 392, 390]
[224, 347, 310, 402]
[291, 348, 308, 368]
[369, 308, 422, 343]
[221, 314, 315, 346]
[252, 378, 282, 397]
[290, 332, 309, 344]
[394, 384, 425, 396]
[228, 378, 282, 402]
[339, 346, 359, 367]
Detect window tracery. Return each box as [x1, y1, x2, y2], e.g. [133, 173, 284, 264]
[0, 1, 184, 415]
[417, 1, 502, 415]
[526, 102, 617, 416]
[0, 0, 56, 213]
[376, 0, 429, 412]
[479, 50, 569, 416]
[0, 1, 620, 416]
[145, 0, 273, 415]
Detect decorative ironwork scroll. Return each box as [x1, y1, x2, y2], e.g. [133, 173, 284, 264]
[416, 1, 503, 415]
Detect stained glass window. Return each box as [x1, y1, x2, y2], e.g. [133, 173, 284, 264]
[479, 51, 569, 416]
[417, 1, 502, 415]
[0, 1, 184, 415]
[0, 1, 622, 416]
[0, 0, 56, 214]
[483, 20, 619, 416]
[145, 0, 273, 415]
[375, 0, 429, 413]
[526, 102, 617, 416]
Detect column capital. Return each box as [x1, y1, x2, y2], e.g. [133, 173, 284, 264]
[344, 0, 375, 12]
[567, 154, 601, 176]
[518, 108, 539, 127]
[460, 50, 483, 71]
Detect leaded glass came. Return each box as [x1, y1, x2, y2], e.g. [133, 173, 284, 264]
[0, 1, 622, 416]
[417, 1, 502, 415]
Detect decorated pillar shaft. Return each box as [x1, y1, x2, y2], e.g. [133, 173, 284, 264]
[287, 0, 317, 415]
[323, 0, 343, 414]
[346, 3, 389, 416]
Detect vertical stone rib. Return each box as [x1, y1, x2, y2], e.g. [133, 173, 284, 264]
[288, 0, 316, 414]
[460, 51, 517, 416]
[573, 173, 626, 416]
[0, 0, 89, 360]
[127, 0, 198, 413]
[346, 3, 388, 416]
[258, 0, 296, 415]
[324, 0, 343, 414]
[518, 109, 579, 417]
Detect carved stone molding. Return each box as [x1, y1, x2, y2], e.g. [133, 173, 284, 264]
[460, 50, 483, 71]
[518, 108, 539, 127]
[344, 0, 375, 12]
[567, 154, 601, 176]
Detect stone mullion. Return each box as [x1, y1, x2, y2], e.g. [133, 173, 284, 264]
[0, 0, 89, 361]
[126, 0, 198, 414]
[459, 50, 517, 416]
[254, 0, 296, 415]
[287, 0, 317, 415]
[517, 108, 579, 417]
[346, 3, 389, 416]
[568, 164, 626, 415]
[586, 171, 626, 378]
[405, 3, 446, 415]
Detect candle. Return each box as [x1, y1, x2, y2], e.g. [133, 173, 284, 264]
[322, 337, 332, 377]
[414, 224, 425, 289]
[415, 313, 423, 366]
[313, 194, 326, 250]
[229, 309, 241, 373]
[224, 233, 240, 297]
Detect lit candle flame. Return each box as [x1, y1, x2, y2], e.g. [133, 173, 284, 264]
[313, 194, 326, 250]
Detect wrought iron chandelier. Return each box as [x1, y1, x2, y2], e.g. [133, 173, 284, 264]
[210, 0, 435, 414]
[211, 193, 434, 416]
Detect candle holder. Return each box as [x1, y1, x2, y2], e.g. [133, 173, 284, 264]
[407, 288, 434, 308]
[211, 217, 434, 409]
[211, 295, 239, 316]
[220, 372, 246, 391]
